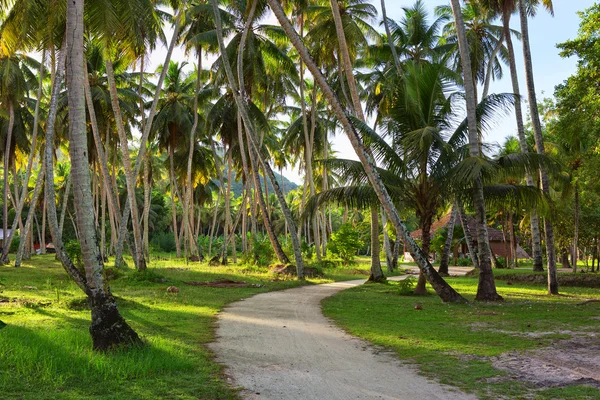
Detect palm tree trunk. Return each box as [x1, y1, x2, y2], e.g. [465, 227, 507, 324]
[329, 0, 387, 281]
[368, 206, 385, 282]
[268, 0, 466, 302]
[450, 0, 501, 301]
[439, 207, 457, 276]
[381, 206, 393, 273]
[184, 49, 203, 258]
[169, 147, 181, 258]
[246, 125, 290, 264]
[458, 203, 479, 269]
[216, 0, 302, 274]
[481, 33, 504, 100]
[59, 174, 71, 238]
[114, 10, 183, 265]
[414, 214, 433, 295]
[221, 151, 233, 265]
[15, 153, 45, 268]
[2, 50, 46, 263]
[105, 59, 146, 271]
[573, 180, 579, 273]
[380, 0, 401, 74]
[142, 153, 151, 258]
[518, 1, 558, 294]
[2, 100, 14, 264]
[44, 38, 87, 291]
[66, 0, 141, 350]
[503, 15, 544, 272]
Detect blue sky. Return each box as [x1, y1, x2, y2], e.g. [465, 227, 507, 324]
[152, 0, 596, 184]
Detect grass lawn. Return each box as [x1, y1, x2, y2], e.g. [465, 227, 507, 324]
[322, 272, 600, 400]
[0, 254, 379, 400]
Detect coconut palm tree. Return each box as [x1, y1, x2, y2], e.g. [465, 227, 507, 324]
[517, 0, 558, 293]
[267, 0, 466, 302]
[65, 0, 141, 350]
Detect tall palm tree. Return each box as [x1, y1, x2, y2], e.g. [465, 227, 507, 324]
[473, 0, 545, 273]
[65, 0, 141, 350]
[449, 0, 502, 301]
[518, 0, 558, 294]
[267, 0, 466, 302]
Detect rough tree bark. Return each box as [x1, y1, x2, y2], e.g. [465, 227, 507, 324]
[65, 0, 141, 349]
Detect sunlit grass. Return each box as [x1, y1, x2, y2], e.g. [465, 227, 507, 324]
[0, 253, 379, 399]
[322, 276, 600, 400]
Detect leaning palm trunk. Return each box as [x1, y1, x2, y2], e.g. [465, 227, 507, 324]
[15, 152, 45, 268]
[268, 0, 466, 302]
[184, 50, 203, 259]
[458, 203, 479, 269]
[235, 0, 288, 264]
[518, 1, 558, 294]
[142, 152, 151, 258]
[65, 0, 141, 350]
[105, 59, 146, 271]
[241, 118, 289, 264]
[450, 0, 501, 301]
[439, 207, 457, 276]
[214, 0, 304, 276]
[2, 51, 47, 264]
[2, 101, 14, 264]
[329, 0, 385, 281]
[502, 14, 544, 272]
[58, 174, 71, 238]
[114, 10, 183, 266]
[573, 181, 579, 273]
[381, 0, 401, 74]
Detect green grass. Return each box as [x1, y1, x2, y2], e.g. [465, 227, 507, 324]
[322, 274, 600, 400]
[0, 254, 379, 400]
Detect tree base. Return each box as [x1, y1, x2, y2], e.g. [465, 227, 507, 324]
[89, 292, 143, 351]
[366, 274, 387, 284]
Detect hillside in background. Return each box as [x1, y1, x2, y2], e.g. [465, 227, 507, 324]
[227, 170, 300, 197]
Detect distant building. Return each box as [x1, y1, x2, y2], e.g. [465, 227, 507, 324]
[410, 212, 530, 260]
[0, 229, 14, 247]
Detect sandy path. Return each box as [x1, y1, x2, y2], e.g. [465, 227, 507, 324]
[209, 268, 475, 400]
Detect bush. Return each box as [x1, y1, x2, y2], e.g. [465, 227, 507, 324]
[150, 232, 176, 253]
[9, 233, 20, 253]
[64, 240, 83, 270]
[397, 276, 417, 295]
[456, 256, 473, 266]
[328, 223, 364, 265]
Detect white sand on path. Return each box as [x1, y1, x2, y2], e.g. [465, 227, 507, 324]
[209, 267, 476, 399]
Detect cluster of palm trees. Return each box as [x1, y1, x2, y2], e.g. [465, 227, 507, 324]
[0, 0, 564, 347]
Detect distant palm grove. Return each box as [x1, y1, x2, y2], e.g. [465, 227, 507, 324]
[1, 0, 599, 349]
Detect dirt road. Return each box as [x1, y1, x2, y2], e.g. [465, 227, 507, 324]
[209, 270, 476, 399]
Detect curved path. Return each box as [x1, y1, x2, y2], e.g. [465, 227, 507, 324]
[209, 268, 475, 400]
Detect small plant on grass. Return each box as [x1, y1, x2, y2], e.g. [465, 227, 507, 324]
[328, 223, 363, 265]
[65, 240, 83, 271]
[397, 276, 417, 295]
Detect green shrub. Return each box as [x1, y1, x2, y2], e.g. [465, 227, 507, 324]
[64, 240, 83, 270]
[456, 256, 472, 266]
[9, 233, 19, 253]
[328, 223, 364, 265]
[397, 276, 417, 295]
[150, 232, 176, 253]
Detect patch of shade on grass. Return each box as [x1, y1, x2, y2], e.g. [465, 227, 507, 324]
[322, 276, 600, 400]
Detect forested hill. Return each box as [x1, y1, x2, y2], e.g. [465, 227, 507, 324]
[227, 170, 300, 197]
